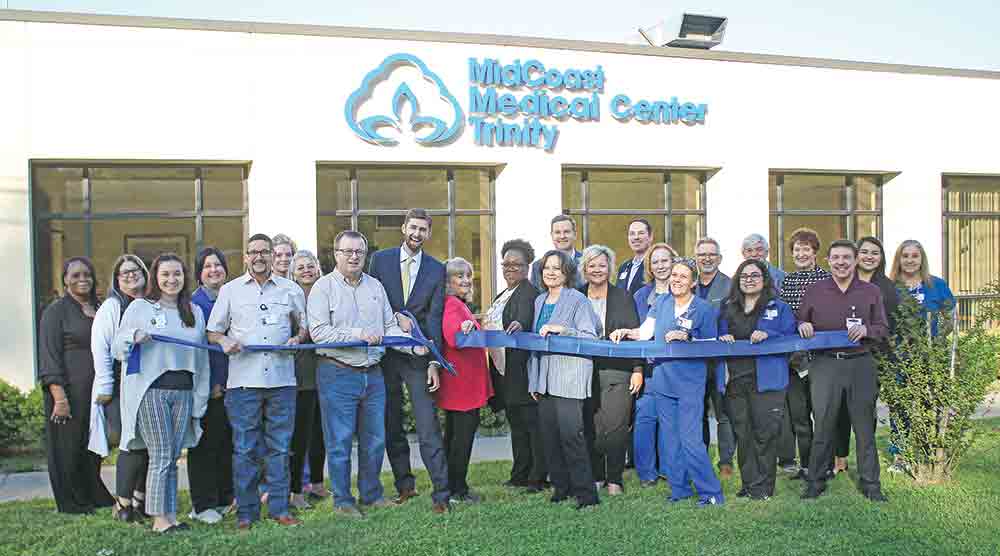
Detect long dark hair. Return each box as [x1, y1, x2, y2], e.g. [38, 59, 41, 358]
[856, 236, 888, 278]
[108, 254, 149, 311]
[61, 256, 99, 308]
[146, 253, 196, 327]
[723, 259, 774, 322]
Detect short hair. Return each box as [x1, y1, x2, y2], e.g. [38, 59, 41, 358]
[195, 247, 229, 285]
[643, 242, 679, 283]
[272, 233, 297, 253]
[405, 208, 433, 229]
[789, 228, 821, 253]
[741, 233, 769, 252]
[889, 239, 932, 287]
[445, 257, 474, 300]
[672, 257, 700, 284]
[827, 239, 858, 257]
[334, 230, 368, 250]
[550, 214, 576, 231]
[501, 238, 534, 264]
[628, 218, 652, 235]
[580, 245, 616, 280]
[290, 249, 320, 275]
[61, 256, 99, 308]
[694, 237, 721, 253]
[247, 233, 272, 248]
[538, 250, 578, 290]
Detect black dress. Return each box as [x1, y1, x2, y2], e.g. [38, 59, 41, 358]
[38, 295, 114, 513]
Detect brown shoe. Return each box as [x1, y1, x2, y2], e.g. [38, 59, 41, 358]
[431, 501, 452, 514]
[719, 464, 734, 479]
[270, 515, 302, 527]
[393, 488, 419, 505]
[237, 520, 253, 532]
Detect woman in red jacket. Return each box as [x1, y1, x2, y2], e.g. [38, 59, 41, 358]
[439, 257, 494, 504]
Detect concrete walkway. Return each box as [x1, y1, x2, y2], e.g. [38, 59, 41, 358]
[3, 397, 997, 504]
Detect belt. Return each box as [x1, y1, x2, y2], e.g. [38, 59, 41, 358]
[818, 350, 870, 360]
[319, 355, 377, 371]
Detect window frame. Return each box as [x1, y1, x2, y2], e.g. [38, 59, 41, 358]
[561, 168, 708, 249]
[315, 163, 497, 301]
[941, 173, 1000, 328]
[769, 171, 884, 270]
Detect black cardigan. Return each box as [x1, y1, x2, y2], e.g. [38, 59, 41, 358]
[490, 280, 540, 407]
[580, 283, 642, 374]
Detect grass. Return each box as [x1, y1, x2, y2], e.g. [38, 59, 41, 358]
[2, 421, 1000, 556]
[0, 450, 46, 474]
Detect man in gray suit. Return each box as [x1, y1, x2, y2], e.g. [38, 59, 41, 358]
[693, 237, 735, 478]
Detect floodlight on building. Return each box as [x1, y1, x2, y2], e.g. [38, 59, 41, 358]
[636, 13, 727, 50]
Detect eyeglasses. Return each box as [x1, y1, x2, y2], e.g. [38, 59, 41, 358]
[246, 249, 272, 258]
[335, 249, 367, 258]
[740, 273, 764, 282]
[501, 262, 526, 270]
[695, 253, 719, 259]
[118, 268, 143, 278]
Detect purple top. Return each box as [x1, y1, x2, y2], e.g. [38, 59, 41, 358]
[797, 277, 888, 351]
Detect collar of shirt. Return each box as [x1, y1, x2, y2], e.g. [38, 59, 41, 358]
[400, 244, 423, 266]
[332, 267, 366, 288]
[240, 271, 279, 288]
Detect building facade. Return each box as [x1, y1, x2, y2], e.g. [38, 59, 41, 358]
[2, 10, 999, 390]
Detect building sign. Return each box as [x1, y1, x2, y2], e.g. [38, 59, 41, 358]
[345, 53, 707, 152]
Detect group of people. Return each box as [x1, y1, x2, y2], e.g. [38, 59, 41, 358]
[37, 207, 954, 530]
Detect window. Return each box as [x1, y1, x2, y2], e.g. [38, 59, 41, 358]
[768, 172, 883, 270]
[32, 164, 248, 312]
[316, 165, 496, 312]
[561, 169, 707, 258]
[943, 174, 1000, 328]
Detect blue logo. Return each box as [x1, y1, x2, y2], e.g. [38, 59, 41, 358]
[344, 53, 464, 146]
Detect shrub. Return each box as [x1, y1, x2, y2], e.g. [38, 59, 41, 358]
[0, 382, 46, 451]
[877, 295, 999, 484]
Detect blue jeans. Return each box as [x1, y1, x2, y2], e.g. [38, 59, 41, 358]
[657, 390, 724, 503]
[225, 386, 296, 522]
[317, 361, 386, 508]
[633, 391, 667, 482]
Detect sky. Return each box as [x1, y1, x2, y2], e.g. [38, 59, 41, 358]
[5, 0, 1000, 71]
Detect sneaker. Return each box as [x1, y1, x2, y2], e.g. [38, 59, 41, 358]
[188, 508, 223, 524]
[696, 495, 724, 507]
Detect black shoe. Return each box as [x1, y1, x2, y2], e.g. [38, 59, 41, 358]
[550, 493, 569, 503]
[863, 489, 888, 503]
[736, 488, 749, 498]
[503, 479, 530, 488]
[789, 469, 808, 481]
[749, 493, 772, 501]
[575, 499, 599, 510]
[525, 482, 545, 494]
[801, 483, 826, 499]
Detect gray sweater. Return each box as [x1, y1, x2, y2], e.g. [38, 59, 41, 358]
[113, 299, 210, 452]
[527, 287, 598, 400]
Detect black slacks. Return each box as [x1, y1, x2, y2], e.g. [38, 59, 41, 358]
[444, 408, 480, 497]
[538, 395, 598, 505]
[725, 374, 785, 497]
[308, 398, 326, 485]
[44, 382, 114, 514]
[506, 403, 546, 484]
[807, 354, 881, 492]
[584, 371, 632, 486]
[186, 396, 234, 512]
[786, 370, 813, 470]
[289, 389, 318, 494]
[834, 394, 852, 459]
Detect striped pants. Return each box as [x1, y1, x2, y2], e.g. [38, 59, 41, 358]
[136, 388, 193, 516]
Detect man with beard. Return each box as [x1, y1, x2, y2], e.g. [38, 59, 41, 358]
[797, 240, 888, 502]
[368, 209, 452, 514]
[207, 233, 308, 529]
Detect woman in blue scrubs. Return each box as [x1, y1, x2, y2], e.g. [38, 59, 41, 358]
[612, 258, 724, 506]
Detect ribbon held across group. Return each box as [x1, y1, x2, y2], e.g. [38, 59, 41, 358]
[131, 319, 858, 377]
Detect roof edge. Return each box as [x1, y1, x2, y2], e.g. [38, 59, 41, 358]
[3, 9, 999, 80]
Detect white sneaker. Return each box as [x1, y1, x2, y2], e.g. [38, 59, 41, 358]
[188, 508, 223, 524]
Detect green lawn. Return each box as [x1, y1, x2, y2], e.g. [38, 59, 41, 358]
[3, 420, 1000, 556]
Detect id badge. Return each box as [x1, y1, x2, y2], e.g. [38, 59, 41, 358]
[677, 317, 693, 330]
[765, 308, 778, 320]
[914, 292, 925, 303]
[152, 313, 167, 329]
[619, 270, 629, 281]
[263, 313, 280, 326]
[846, 317, 863, 329]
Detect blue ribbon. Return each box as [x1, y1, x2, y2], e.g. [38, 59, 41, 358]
[455, 330, 858, 360]
[126, 312, 455, 375]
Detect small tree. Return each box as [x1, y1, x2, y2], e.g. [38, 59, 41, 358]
[877, 291, 999, 484]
